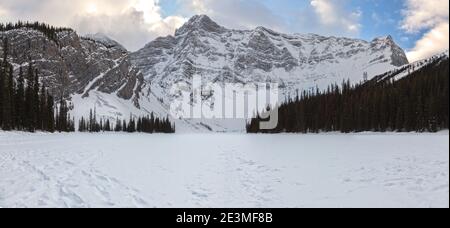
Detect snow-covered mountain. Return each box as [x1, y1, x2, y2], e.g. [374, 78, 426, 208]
[82, 33, 127, 52]
[0, 27, 153, 129]
[370, 50, 449, 83]
[1, 15, 412, 132]
[130, 15, 409, 131]
[0, 28, 142, 103]
[131, 15, 408, 98]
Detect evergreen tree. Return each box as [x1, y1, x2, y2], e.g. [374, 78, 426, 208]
[25, 62, 35, 131]
[8, 64, 16, 128]
[46, 92, 55, 132]
[14, 67, 25, 129]
[78, 117, 86, 132]
[57, 98, 69, 132]
[39, 85, 48, 130]
[0, 38, 8, 127]
[1, 59, 12, 130]
[33, 69, 40, 129]
[114, 117, 122, 132]
[89, 109, 93, 132]
[105, 119, 111, 132]
[127, 115, 136, 133]
[122, 120, 127, 132]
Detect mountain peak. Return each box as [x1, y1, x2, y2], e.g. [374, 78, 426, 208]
[189, 15, 214, 24]
[370, 35, 408, 66]
[372, 35, 394, 43]
[175, 15, 225, 36]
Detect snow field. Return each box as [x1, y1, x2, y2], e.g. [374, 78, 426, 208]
[0, 131, 448, 208]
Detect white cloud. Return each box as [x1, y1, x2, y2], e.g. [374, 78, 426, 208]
[401, 0, 449, 61]
[407, 22, 449, 62]
[309, 0, 362, 35]
[310, 0, 336, 25]
[401, 0, 449, 33]
[0, 0, 381, 52]
[0, 6, 6, 16]
[0, 0, 186, 51]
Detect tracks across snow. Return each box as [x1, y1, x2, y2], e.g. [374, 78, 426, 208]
[0, 133, 150, 208]
[0, 131, 449, 208]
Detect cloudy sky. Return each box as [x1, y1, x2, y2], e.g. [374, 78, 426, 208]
[0, 0, 448, 61]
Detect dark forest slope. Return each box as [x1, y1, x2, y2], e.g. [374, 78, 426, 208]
[248, 54, 449, 133]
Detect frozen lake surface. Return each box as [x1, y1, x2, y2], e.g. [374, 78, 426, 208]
[0, 131, 448, 208]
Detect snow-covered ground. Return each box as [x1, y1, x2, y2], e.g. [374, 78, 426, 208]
[0, 131, 448, 208]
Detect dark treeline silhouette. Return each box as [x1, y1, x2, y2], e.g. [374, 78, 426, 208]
[0, 21, 72, 44]
[248, 57, 449, 133]
[78, 109, 175, 134]
[0, 38, 74, 132]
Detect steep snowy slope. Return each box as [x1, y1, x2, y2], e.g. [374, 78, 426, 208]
[131, 15, 408, 102]
[370, 50, 449, 83]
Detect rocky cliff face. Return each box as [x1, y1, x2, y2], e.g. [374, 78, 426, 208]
[0, 28, 142, 102]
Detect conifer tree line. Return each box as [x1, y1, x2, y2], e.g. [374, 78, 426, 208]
[0, 38, 74, 132]
[0, 21, 72, 44]
[247, 57, 449, 133]
[78, 110, 175, 133]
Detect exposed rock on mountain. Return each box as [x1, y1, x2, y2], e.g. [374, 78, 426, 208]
[0, 28, 142, 102]
[1, 15, 411, 131]
[131, 15, 409, 105]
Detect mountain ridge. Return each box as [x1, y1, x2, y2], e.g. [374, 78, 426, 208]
[129, 15, 410, 131]
[1, 15, 417, 132]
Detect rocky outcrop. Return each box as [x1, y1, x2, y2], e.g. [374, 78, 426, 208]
[0, 28, 142, 101]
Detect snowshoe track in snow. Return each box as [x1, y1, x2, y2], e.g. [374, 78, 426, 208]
[0, 132, 448, 208]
